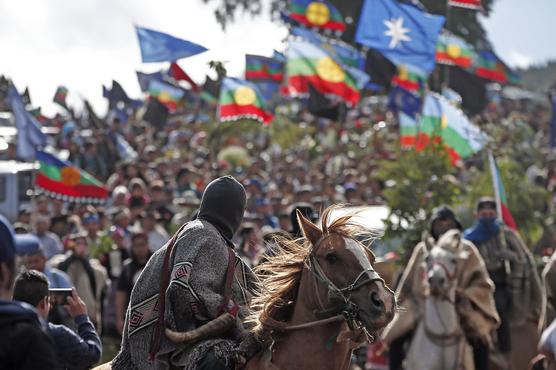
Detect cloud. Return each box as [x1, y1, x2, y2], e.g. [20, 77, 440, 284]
[0, 0, 287, 116]
[506, 50, 533, 69]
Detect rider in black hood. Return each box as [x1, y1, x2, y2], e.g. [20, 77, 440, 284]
[429, 205, 462, 241]
[197, 176, 247, 245]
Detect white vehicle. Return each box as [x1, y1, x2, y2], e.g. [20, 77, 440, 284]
[0, 161, 38, 222]
[328, 205, 403, 260]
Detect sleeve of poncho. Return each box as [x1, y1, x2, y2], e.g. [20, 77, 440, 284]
[456, 241, 500, 340]
[506, 229, 544, 325]
[381, 243, 426, 345]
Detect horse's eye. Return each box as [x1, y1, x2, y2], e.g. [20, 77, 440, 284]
[325, 253, 339, 264]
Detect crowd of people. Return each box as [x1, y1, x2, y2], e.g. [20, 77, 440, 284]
[0, 72, 556, 369]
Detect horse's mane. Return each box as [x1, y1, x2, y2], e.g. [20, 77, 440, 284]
[247, 205, 377, 337]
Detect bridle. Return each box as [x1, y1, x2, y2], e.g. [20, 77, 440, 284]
[304, 235, 386, 334]
[430, 261, 457, 282]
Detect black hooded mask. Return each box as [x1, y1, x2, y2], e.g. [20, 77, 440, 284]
[197, 176, 246, 245]
[430, 205, 462, 240]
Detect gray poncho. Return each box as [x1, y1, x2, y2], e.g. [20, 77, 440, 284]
[112, 219, 254, 370]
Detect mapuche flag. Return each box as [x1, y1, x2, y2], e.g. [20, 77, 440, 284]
[53, 86, 69, 109]
[283, 0, 346, 34]
[402, 92, 486, 164]
[148, 79, 184, 111]
[218, 77, 274, 124]
[36, 151, 108, 204]
[436, 32, 476, 69]
[287, 40, 360, 106]
[473, 50, 519, 84]
[488, 151, 517, 229]
[391, 65, 426, 95]
[245, 54, 284, 82]
[290, 27, 365, 69]
[448, 0, 482, 10]
[389, 65, 426, 118]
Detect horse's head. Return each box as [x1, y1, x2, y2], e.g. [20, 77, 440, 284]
[426, 229, 466, 298]
[297, 208, 396, 336]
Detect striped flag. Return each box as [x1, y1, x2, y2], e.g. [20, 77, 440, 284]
[488, 151, 517, 230]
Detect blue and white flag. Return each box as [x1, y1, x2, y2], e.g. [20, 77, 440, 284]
[355, 0, 444, 73]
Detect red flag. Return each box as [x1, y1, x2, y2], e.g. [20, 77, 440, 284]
[169, 62, 199, 91]
[448, 0, 482, 10]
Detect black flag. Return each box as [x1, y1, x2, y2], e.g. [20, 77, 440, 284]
[308, 83, 341, 120]
[143, 98, 169, 127]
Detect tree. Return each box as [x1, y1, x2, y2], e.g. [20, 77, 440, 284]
[201, 0, 496, 48]
[377, 143, 461, 252]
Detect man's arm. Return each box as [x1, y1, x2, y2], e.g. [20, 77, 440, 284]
[56, 289, 102, 368]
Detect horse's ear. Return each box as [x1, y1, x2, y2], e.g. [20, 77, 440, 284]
[296, 209, 322, 246]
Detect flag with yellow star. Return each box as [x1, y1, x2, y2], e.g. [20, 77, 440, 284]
[283, 0, 346, 34]
[218, 77, 274, 124]
[35, 151, 108, 204]
[286, 40, 360, 106]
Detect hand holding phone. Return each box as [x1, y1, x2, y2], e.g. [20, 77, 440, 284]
[63, 289, 88, 318]
[49, 288, 72, 306]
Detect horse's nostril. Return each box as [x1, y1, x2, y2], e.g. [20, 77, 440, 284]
[370, 291, 384, 311]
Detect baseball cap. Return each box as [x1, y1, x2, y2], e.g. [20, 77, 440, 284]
[0, 215, 40, 261]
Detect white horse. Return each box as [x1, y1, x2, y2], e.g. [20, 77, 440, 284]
[406, 230, 474, 370]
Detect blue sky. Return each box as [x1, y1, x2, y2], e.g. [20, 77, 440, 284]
[0, 0, 554, 116]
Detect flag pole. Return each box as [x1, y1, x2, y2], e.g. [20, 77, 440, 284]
[442, 3, 452, 89]
[488, 149, 511, 277]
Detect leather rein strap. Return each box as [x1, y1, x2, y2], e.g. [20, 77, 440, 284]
[218, 247, 238, 316]
[149, 222, 188, 361]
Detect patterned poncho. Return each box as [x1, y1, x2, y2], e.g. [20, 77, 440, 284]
[112, 220, 255, 369]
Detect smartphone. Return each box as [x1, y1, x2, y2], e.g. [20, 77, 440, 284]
[49, 288, 72, 305]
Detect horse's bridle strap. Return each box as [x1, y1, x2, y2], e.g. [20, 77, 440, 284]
[281, 314, 344, 331]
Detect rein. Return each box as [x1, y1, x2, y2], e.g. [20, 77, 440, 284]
[282, 314, 344, 331]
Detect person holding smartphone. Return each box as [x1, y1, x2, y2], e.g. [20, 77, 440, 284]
[13, 270, 102, 369]
[0, 215, 58, 369]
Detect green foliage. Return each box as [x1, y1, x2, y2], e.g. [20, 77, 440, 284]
[268, 115, 314, 150]
[217, 145, 252, 168]
[378, 143, 460, 251]
[206, 120, 263, 155]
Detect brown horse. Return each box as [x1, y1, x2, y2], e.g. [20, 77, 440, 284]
[94, 207, 395, 370]
[244, 207, 396, 370]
